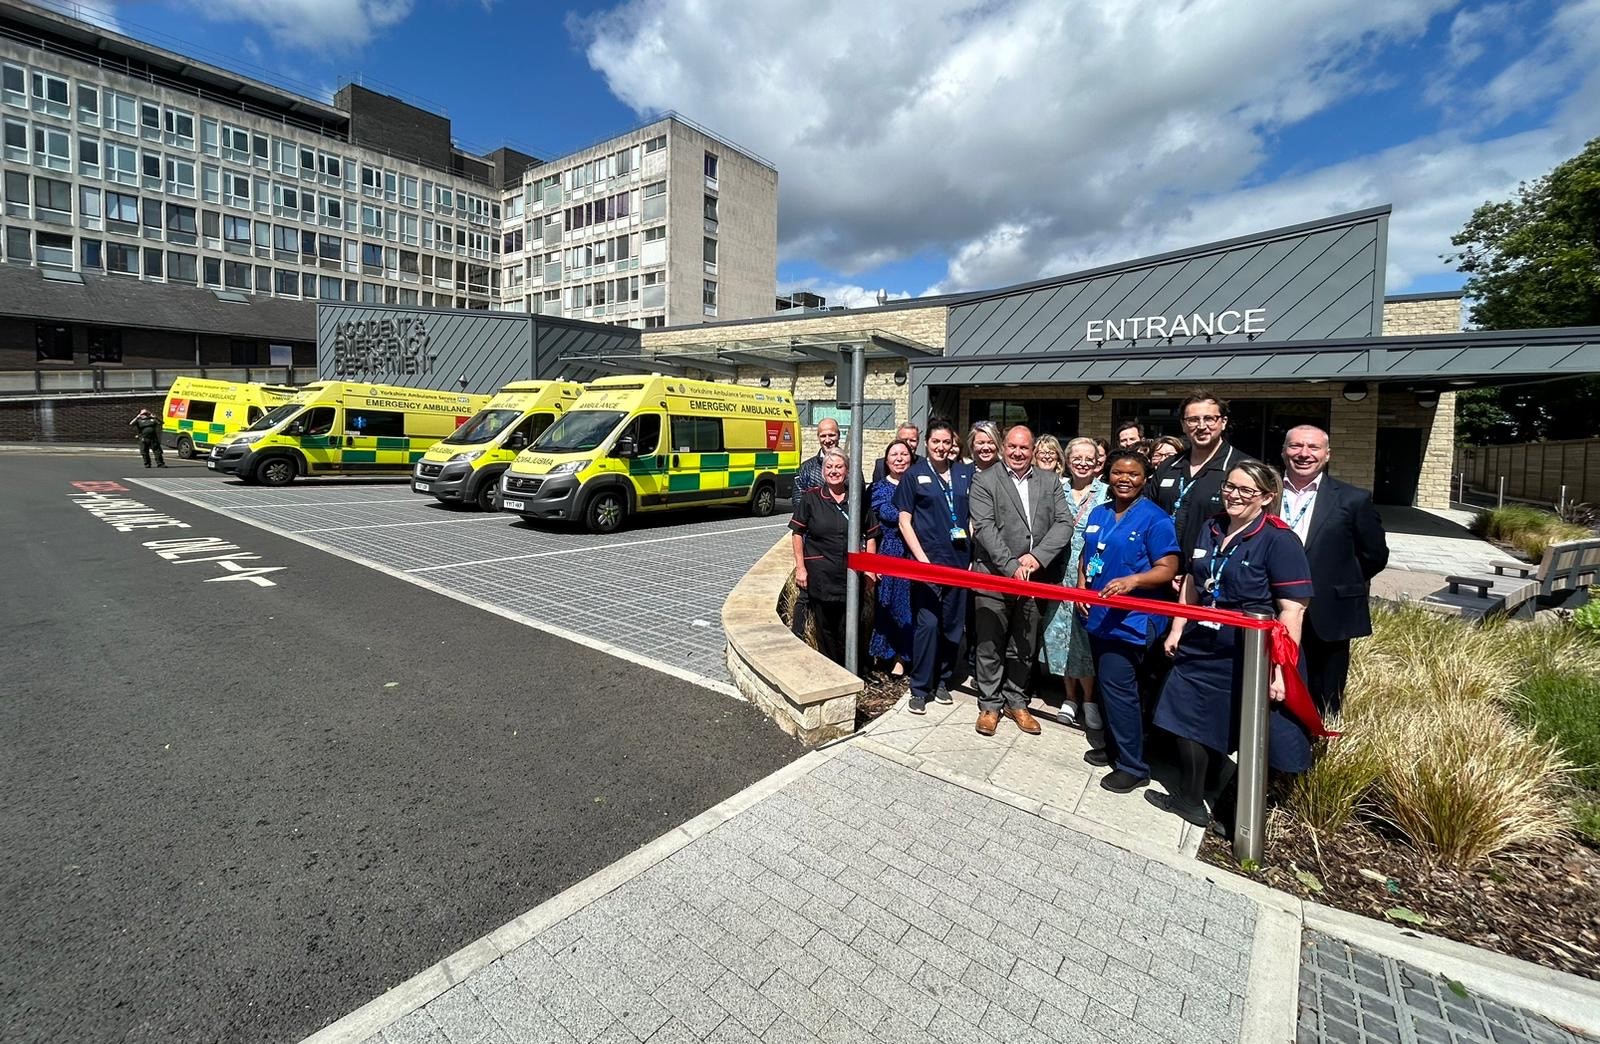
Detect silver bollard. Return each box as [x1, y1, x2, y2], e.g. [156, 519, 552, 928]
[1498, 475, 1505, 509]
[1559, 484, 1568, 516]
[842, 343, 867, 676]
[1233, 612, 1275, 865]
[1457, 472, 1465, 504]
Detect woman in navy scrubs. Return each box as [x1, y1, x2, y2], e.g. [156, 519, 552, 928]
[1149, 460, 1312, 827]
[1077, 451, 1180, 793]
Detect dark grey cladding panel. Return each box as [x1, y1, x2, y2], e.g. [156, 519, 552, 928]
[532, 319, 642, 379]
[946, 211, 1386, 358]
[316, 305, 535, 394]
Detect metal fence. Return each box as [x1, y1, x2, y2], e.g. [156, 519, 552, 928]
[0, 367, 320, 397]
[1456, 439, 1600, 507]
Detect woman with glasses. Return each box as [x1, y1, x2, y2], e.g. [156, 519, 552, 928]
[1148, 435, 1186, 468]
[1148, 460, 1313, 829]
[1041, 437, 1108, 730]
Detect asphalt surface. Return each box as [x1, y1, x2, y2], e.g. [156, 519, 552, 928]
[0, 452, 803, 1044]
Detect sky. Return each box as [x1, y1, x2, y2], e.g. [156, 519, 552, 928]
[65, 0, 1600, 309]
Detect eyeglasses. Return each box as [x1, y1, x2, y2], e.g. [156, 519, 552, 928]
[1183, 415, 1225, 428]
[1220, 482, 1265, 499]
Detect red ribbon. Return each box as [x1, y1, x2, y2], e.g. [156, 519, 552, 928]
[849, 551, 1337, 739]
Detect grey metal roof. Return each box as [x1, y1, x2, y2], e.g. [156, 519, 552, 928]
[0, 263, 314, 340]
[915, 327, 1600, 387]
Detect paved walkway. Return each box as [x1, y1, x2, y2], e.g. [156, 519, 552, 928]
[1371, 507, 1535, 618]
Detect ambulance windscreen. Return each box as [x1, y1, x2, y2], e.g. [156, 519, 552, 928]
[534, 410, 626, 453]
[246, 403, 300, 431]
[442, 409, 521, 445]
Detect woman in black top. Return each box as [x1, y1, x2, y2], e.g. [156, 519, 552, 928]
[790, 448, 880, 667]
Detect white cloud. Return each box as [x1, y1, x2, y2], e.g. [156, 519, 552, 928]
[580, 0, 1600, 295]
[67, 0, 124, 34]
[176, 0, 414, 51]
[779, 281, 912, 310]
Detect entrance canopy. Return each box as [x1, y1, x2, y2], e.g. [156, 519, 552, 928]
[558, 328, 940, 380]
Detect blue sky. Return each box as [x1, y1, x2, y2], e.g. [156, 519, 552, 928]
[81, 0, 1600, 307]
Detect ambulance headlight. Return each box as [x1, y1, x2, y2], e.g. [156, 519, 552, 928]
[231, 433, 264, 446]
[450, 450, 484, 463]
[545, 461, 583, 476]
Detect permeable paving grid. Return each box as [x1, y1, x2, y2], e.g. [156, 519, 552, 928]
[133, 477, 789, 689]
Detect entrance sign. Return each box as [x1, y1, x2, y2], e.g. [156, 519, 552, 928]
[1086, 308, 1267, 342]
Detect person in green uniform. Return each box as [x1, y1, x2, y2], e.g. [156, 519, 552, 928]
[130, 408, 166, 468]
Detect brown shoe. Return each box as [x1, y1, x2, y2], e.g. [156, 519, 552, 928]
[1005, 707, 1043, 735]
[975, 710, 1000, 736]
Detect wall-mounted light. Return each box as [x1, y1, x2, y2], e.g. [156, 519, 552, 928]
[1415, 390, 1439, 409]
[893, 370, 907, 386]
[1085, 385, 1105, 402]
[1341, 382, 1369, 402]
[823, 372, 836, 388]
[759, 375, 771, 388]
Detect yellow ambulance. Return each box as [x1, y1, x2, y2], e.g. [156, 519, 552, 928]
[207, 380, 489, 486]
[161, 377, 299, 459]
[499, 375, 799, 532]
[410, 380, 583, 511]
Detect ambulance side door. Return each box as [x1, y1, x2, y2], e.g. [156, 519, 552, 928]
[292, 405, 342, 471]
[617, 412, 666, 508]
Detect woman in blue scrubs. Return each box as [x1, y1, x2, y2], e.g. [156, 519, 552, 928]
[1077, 451, 1180, 793]
[1149, 460, 1313, 828]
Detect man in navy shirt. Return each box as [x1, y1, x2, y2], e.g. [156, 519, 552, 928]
[895, 419, 974, 715]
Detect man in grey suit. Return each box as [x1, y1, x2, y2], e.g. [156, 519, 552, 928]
[969, 425, 1073, 737]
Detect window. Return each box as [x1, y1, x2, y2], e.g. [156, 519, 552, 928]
[221, 124, 249, 159]
[106, 91, 136, 136]
[31, 72, 69, 117]
[643, 134, 666, 154]
[644, 226, 666, 242]
[88, 327, 122, 363]
[361, 242, 383, 269]
[972, 398, 1080, 442]
[33, 125, 69, 170]
[4, 169, 29, 215]
[166, 203, 197, 238]
[81, 237, 102, 269]
[143, 197, 162, 237]
[225, 172, 251, 208]
[503, 228, 523, 253]
[166, 157, 195, 197]
[105, 189, 137, 226]
[4, 226, 29, 262]
[143, 247, 162, 279]
[203, 256, 221, 286]
[201, 163, 219, 202]
[36, 230, 72, 268]
[704, 151, 718, 183]
[704, 195, 718, 223]
[400, 175, 418, 208]
[252, 133, 268, 167]
[319, 152, 342, 181]
[3, 116, 25, 163]
[182, 399, 220, 423]
[202, 209, 220, 241]
[671, 416, 723, 454]
[346, 408, 404, 438]
[643, 315, 665, 329]
[167, 250, 197, 284]
[703, 236, 717, 270]
[36, 323, 72, 361]
[164, 108, 194, 149]
[201, 118, 218, 156]
[106, 241, 138, 275]
[77, 83, 98, 125]
[272, 224, 297, 255]
[3, 63, 25, 108]
[230, 339, 259, 365]
[274, 268, 298, 295]
[35, 176, 72, 218]
[318, 233, 341, 260]
[702, 278, 717, 314]
[106, 143, 137, 185]
[141, 148, 161, 187]
[224, 259, 251, 289]
[78, 135, 99, 177]
[79, 185, 100, 228]
[320, 194, 341, 222]
[224, 214, 251, 245]
[140, 102, 161, 139]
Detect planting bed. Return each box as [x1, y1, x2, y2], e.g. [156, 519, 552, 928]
[1202, 816, 1600, 981]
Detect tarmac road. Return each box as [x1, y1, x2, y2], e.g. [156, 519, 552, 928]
[0, 451, 803, 1044]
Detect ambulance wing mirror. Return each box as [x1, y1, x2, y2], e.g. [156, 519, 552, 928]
[507, 433, 527, 451]
[613, 437, 637, 459]
[285, 421, 304, 436]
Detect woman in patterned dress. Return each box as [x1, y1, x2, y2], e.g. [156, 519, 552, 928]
[1040, 436, 1108, 728]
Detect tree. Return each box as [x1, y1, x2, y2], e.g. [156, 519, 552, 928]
[1447, 137, 1600, 442]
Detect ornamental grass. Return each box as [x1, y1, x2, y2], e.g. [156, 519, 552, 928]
[1469, 505, 1590, 559]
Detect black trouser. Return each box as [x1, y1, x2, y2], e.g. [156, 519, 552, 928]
[139, 437, 165, 466]
[1302, 628, 1352, 716]
[809, 598, 848, 666]
[910, 581, 966, 701]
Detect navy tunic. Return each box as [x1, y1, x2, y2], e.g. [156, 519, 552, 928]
[1153, 512, 1316, 772]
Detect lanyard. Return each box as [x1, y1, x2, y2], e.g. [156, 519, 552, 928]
[930, 467, 960, 525]
[1283, 484, 1317, 531]
[1171, 444, 1234, 514]
[1086, 503, 1141, 581]
[1204, 526, 1249, 601]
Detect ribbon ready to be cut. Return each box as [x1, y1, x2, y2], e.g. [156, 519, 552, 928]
[848, 551, 1337, 739]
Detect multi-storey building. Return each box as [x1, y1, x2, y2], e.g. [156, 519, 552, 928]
[0, 0, 776, 346]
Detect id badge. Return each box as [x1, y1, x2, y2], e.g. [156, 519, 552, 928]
[1198, 620, 1223, 631]
[1085, 554, 1104, 580]
[949, 526, 968, 541]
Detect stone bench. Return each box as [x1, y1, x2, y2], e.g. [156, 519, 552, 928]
[722, 536, 861, 745]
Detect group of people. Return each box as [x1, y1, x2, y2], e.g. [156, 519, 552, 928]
[788, 390, 1389, 831]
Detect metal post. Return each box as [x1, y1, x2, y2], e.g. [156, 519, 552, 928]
[1233, 612, 1274, 864]
[1559, 484, 1568, 516]
[1457, 471, 1464, 505]
[1497, 475, 1505, 508]
[843, 343, 867, 676]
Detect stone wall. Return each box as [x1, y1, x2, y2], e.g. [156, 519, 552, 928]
[1381, 297, 1464, 335]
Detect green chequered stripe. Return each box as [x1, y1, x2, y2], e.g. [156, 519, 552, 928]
[629, 457, 667, 476]
[342, 450, 377, 463]
[302, 435, 335, 449]
[176, 420, 192, 430]
[729, 470, 754, 487]
[754, 452, 779, 468]
[377, 437, 410, 451]
[699, 453, 729, 472]
[209, 423, 226, 434]
[668, 473, 700, 492]
[410, 451, 426, 462]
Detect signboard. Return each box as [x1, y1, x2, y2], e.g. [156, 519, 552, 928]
[1085, 308, 1267, 343]
[328, 317, 435, 378]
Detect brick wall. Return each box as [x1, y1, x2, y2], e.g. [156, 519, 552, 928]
[0, 394, 165, 444]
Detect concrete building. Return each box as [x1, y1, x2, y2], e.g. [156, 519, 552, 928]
[0, 0, 777, 377]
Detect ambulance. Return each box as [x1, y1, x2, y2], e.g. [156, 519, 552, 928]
[161, 377, 299, 459]
[207, 381, 490, 486]
[410, 380, 583, 511]
[499, 375, 799, 533]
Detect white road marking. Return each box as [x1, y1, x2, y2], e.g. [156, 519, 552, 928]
[405, 521, 788, 574]
[232, 498, 424, 509]
[126, 478, 741, 698]
[289, 517, 496, 534]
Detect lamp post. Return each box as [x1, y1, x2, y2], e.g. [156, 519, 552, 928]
[840, 343, 867, 675]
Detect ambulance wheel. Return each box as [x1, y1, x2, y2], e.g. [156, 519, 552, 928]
[473, 472, 501, 512]
[255, 456, 297, 487]
[750, 481, 777, 517]
[177, 436, 195, 459]
[583, 489, 627, 534]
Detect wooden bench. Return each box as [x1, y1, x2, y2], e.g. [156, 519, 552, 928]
[1489, 537, 1600, 615]
[1445, 576, 1493, 598]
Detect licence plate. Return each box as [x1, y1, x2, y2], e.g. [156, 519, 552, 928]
[413, 481, 431, 492]
[503, 499, 524, 511]
[206, 460, 216, 469]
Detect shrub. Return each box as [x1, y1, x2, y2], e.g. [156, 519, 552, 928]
[1368, 701, 1571, 866]
[1345, 605, 1519, 710]
[1290, 732, 1381, 833]
[1574, 796, 1600, 844]
[1510, 522, 1592, 560]
[1487, 616, 1600, 679]
[1470, 505, 1591, 559]
[1574, 600, 1600, 639]
[1511, 671, 1600, 789]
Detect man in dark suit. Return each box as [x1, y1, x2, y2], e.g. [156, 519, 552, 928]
[969, 425, 1072, 737]
[1281, 425, 1389, 715]
[871, 423, 921, 482]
